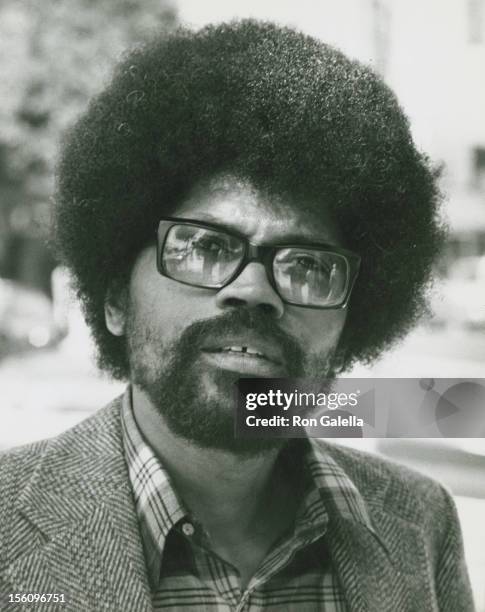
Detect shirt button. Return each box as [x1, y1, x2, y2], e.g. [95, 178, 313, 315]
[182, 522, 195, 536]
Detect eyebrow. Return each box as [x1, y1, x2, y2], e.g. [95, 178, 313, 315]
[192, 213, 339, 246]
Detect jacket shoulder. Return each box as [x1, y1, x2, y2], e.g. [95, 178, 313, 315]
[0, 396, 123, 530]
[318, 442, 474, 610]
[318, 441, 465, 567]
[317, 441, 456, 522]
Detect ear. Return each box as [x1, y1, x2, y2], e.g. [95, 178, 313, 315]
[104, 282, 128, 337]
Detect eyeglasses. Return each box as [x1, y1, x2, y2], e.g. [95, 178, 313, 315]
[156, 217, 361, 309]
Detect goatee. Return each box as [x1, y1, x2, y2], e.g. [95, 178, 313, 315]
[127, 307, 335, 455]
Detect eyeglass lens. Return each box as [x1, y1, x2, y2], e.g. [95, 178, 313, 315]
[162, 224, 349, 307]
[163, 225, 244, 286]
[273, 248, 348, 307]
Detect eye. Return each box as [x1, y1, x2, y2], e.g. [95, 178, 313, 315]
[191, 235, 231, 255]
[295, 255, 317, 269]
[293, 254, 329, 274]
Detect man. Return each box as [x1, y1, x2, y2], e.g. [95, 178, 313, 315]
[0, 20, 474, 612]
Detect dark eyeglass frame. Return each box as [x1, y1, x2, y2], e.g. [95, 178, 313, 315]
[156, 216, 361, 309]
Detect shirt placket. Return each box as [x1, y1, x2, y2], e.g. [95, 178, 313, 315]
[232, 530, 324, 612]
[181, 522, 242, 610]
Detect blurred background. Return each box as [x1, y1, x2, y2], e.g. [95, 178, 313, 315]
[0, 0, 484, 607]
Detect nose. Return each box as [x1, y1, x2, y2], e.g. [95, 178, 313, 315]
[215, 262, 285, 318]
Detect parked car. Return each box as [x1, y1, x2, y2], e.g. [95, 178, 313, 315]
[0, 278, 62, 360]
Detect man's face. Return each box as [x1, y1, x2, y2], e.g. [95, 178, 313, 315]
[108, 175, 348, 454]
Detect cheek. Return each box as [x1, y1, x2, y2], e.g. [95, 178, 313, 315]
[129, 282, 194, 345]
[129, 258, 219, 345]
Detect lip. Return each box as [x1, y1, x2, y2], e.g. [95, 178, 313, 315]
[201, 350, 286, 377]
[201, 336, 284, 365]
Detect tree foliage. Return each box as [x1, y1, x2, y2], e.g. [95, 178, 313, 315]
[0, 0, 177, 212]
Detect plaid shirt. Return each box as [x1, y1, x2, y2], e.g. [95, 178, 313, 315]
[121, 390, 376, 611]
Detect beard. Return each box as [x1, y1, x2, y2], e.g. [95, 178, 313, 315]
[126, 307, 337, 456]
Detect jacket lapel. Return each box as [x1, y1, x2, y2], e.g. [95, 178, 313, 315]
[6, 399, 153, 612]
[323, 443, 439, 612]
[326, 512, 438, 612]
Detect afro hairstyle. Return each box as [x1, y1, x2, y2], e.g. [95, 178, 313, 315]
[53, 19, 445, 379]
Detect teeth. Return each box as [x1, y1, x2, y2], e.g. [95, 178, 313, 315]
[222, 346, 265, 358]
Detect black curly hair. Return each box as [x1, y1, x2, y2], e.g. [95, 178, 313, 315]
[53, 19, 445, 379]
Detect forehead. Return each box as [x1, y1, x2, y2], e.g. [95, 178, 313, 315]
[174, 175, 342, 246]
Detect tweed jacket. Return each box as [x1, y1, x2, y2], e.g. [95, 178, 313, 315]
[0, 396, 475, 612]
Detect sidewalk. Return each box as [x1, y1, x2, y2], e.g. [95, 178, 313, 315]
[0, 336, 122, 450]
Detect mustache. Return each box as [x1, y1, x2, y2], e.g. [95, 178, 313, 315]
[174, 308, 305, 376]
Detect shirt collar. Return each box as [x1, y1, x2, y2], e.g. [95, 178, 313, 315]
[120, 387, 376, 588]
[121, 388, 188, 542]
[304, 439, 374, 530]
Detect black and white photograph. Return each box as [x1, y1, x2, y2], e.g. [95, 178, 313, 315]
[0, 1, 484, 610]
